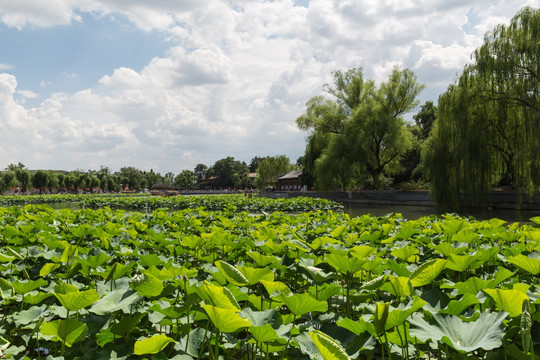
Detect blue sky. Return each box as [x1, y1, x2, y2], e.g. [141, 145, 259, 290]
[1, 12, 169, 105]
[0, 0, 538, 174]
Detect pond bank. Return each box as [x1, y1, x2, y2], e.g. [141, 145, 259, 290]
[259, 190, 540, 221]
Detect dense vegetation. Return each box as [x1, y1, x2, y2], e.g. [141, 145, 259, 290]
[0, 196, 538, 359]
[424, 7, 540, 211]
[0, 194, 343, 213]
[296, 67, 424, 191]
[293, 6, 540, 210]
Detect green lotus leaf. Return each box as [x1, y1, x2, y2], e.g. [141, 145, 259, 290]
[309, 283, 341, 302]
[391, 246, 419, 262]
[2, 225, 20, 238]
[483, 288, 529, 317]
[238, 266, 274, 285]
[309, 330, 351, 360]
[445, 253, 479, 272]
[350, 245, 376, 260]
[246, 251, 278, 267]
[39, 263, 61, 276]
[110, 313, 145, 336]
[129, 272, 163, 298]
[331, 225, 348, 239]
[240, 308, 277, 326]
[521, 299, 532, 353]
[531, 216, 540, 226]
[251, 323, 284, 343]
[100, 262, 134, 281]
[287, 237, 312, 254]
[373, 302, 389, 335]
[134, 334, 175, 355]
[410, 259, 446, 287]
[40, 318, 89, 347]
[82, 252, 112, 269]
[409, 311, 507, 352]
[507, 254, 540, 275]
[337, 317, 375, 336]
[54, 289, 100, 312]
[439, 293, 480, 315]
[431, 242, 468, 256]
[90, 288, 141, 315]
[260, 280, 291, 297]
[54, 283, 78, 294]
[361, 275, 387, 291]
[326, 253, 366, 275]
[199, 281, 240, 310]
[215, 260, 248, 286]
[443, 276, 492, 295]
[0, 253, 16, 263]
[382, 276, 413, 297]
[279, 292, 328, 317]
[23, 291, 53, 305]
[11, 279, 48, 295]
[203, 304, 251, 333]
[386, 296, 426, 329]
[13, 305, 47, 326]
[303, 265, 335, 283]
[0, 278, 14, 299]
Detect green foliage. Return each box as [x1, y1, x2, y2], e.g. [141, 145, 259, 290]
[0, 201, 538, 358]
[206, 156, 250, 189]
[297, 67, 423, 190]
[424, 7, 540, 211]
[255, 155, 292, 189]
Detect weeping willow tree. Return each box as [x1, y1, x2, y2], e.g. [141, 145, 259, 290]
[424, 7, 540, 211]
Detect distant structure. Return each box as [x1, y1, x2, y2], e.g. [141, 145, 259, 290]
[276, 170, 303, 191]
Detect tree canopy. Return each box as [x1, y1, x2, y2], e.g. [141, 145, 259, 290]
[207, 157, 249, 189]
[423, 6, 540, 211]
[297, 67, 424, 190]
[255, 155, 292, 189]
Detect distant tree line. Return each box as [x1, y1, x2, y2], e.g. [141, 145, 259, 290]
[0, 155, 300, 194]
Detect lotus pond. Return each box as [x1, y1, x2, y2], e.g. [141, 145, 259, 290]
[0, 195, 538, 359]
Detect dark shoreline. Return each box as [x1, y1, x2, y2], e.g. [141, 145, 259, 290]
[259, 190, 540, 211]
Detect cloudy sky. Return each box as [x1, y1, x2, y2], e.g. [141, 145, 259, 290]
[0, 0, 538, 174]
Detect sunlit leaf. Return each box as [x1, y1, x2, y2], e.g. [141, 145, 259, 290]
[129, 272, 163, 298]
[483, 288, 529, 317]
[410, 259, 447, 287]
[409, 311, 507, 352]
[215, 260, 248, 286]
[54, 289, 99, 312]
[309, 330, 351, 360]
[40, 319, 88, 347]
[134, 334, 175, 355]
[203, 304, 251, 333]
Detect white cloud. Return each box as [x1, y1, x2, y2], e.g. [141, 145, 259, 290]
[0, 0, 538, 172]
[0, 0, 80, 29]
[0, 63, 14, 70]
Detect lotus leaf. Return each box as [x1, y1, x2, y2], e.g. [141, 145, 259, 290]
[507, 253, 540, 275]
[40, 318, 89, 347]
[54, 289, 100, 312]
[483, 288, 529, 317]
[309, 330, 351, 360]
[215, 260, 248, 285]
[200, 281, 240, 310]
[203, 304, 251, 333]
[409, 311, 507, 352]
[129, 272, 163, 298]
[279, 292, 328, 317]
[410, 259, 446, 287]
[134, 334, 175, 355]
